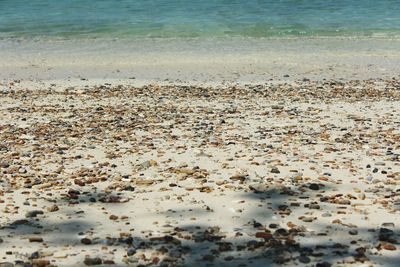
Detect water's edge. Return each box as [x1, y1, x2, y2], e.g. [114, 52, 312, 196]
[1, 37, 400, 83]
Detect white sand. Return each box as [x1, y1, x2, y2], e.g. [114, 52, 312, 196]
[0, 38, 399, 267]
[1, 37, 400, 87]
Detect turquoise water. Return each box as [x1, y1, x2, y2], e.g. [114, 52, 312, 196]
[1, 0, 400, 39]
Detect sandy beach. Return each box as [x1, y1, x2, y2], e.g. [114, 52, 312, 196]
[0, 37, 400, 266]
[1, 37, 400, 86]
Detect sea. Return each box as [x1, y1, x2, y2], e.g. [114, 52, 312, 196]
[1, 0, 400, 39]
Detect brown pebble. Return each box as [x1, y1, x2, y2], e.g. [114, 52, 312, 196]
[29, 237, 43, 242]
[74, 179, 86, 186]
[383, 244, 397, 251]
[31, 259, 50, 267]
[255, 232, 273, 239]
[84, 257, 102, 265]
[81, 238, 92, 245]
[47, 205, 59, 212]
[336, 199, 351, 205]
[109, 215, 118, 220]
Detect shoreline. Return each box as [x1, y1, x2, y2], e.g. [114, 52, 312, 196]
[1, 37, 400, 86]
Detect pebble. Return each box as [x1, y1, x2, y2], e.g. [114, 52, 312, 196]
[127, 248, 136, 256]
[25, 210, 44, 218]
[31, 259, 50, 267]
[109, 215, 118, 220]
[1, 80, 399, 267]
[300, 216, 315, 222]
[47, 205, 59, 212]
[349, 229, 358, 235]
[336, 199, 351, 205]
[255, 232, 273, 239]
[309, 203, 320, 209]
[382, 244, 396, 251]
[271, 167, 280, 174]
[309, 183, 320, 190]
[29, 237, 43, 242]
[83, 258, 102, 265]
[299, 255, 311, 263]
[81, 238, 92, 245]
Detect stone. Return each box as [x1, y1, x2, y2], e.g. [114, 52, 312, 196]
[365, 176, 373, 181]
[32, 182, 52, 190]
[309, 203, 320, 209]
[127, 248, 136, 256]
[74, 179, 86, 186]
[84, 258, 102, 265]
[269, 223, 279, 229]
[309, 183, 320, 190]
[140, 160, 158, 169]
[336, 199, 351, 205]
[31, 259, 50, 267]
[349, 229, 358, 235]
[0, 162, 10, 168]
[300, 216, 315, 222]
[255, 232, 273, 239]
[299, 255, 311, 263]
[109, 215, 118, 220]
[29, 251, 40, 259]
[29, 237, 43, 242]
[382, 223, 395, 228]
[275, 228, 289, 236]
[271, 167, 280, 174]
[382, 244, 396, 251]
[379, 228, 394, 242]
[135, 179, 156, 186]
[230, 175, 247, 182]
[316, 262, 332, 267]
[25, 210, 44, 218]
[47, 205, 59, 212]
[81, 238, 92, 245]
[99, 195, 129, 203]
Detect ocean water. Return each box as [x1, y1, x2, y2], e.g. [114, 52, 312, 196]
[1, 0, 400, 39]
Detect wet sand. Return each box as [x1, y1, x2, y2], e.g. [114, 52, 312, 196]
[0, 79, 399, 266]
[1, 37, 400, 85]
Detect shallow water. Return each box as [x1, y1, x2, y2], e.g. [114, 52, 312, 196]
[1, 0, 400, 39]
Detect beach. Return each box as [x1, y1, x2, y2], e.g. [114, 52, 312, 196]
[1, 37, 400, 86]
[0, 36, 400, 266]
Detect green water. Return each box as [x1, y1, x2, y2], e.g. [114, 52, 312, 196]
[1, 0, 400, 39]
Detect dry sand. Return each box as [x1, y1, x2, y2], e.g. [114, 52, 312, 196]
[0, 38, 399, 267]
